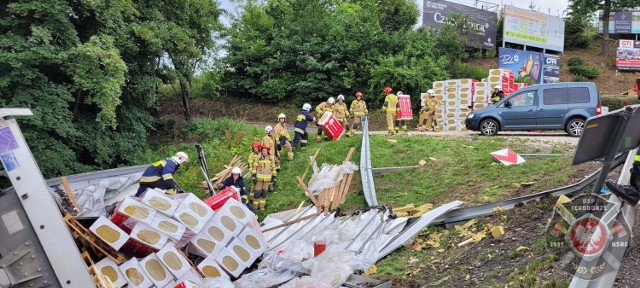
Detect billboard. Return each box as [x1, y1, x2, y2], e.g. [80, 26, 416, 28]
[503, 5, 565, 52]
[599, 11, 640, 34]
[498, 47, 560, 84]
[422, 0, 498, 50]
[617, 40, 640, 71]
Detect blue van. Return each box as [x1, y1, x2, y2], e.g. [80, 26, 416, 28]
[465, 82, 601, 136]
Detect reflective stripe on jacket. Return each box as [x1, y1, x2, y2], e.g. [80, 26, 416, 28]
[350, 99, 368, 116]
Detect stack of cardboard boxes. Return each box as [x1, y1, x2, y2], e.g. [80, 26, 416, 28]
[89, 189, 266, 287]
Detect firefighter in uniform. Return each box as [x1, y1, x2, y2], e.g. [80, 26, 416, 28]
[293, 103, 316, 151]
[394, 91, 408, 135]
[349, 91, 368, 136]
[606, 155, 640, 206]
[381, 87, 399, 136]
[136, 152, 189, 197]
[333, 95, 351, 137]
[423, 90, 439, 132]
[217, 167, 255, 213]
[491, 85, 504, 104]
[261, 125, 279, 191]
[251, 144, 275, 211]
[274, 113, 294, 160]
[315, 97, 335, 141]
[248, 141, 261, 185]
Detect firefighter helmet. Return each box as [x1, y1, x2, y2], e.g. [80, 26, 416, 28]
[278, 113, 286, 120]
[327, 97, 335, 104]
[397, 91, 403, 96]
[302, 103, 312, 111]
[427, 89, 435, 95]
[265, 125, 273, 133]
[175, 151, 189, 162]
[384, 87, 392, 93]
[337, 94, 345, 101]
[261, 144, 271, 151]
[231, 167, 242, 174]
[494, 85, 502, 90]
[251, 141, 261, 149]
[355, 92, 363, 98]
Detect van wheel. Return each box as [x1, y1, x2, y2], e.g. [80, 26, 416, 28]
[566, 118, 585, 137]
[480, 119, 499, 136]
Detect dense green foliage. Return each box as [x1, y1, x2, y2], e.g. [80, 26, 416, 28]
[222, 0, 468, 108]
[601, 95, 640, 110]
[567, 56, 599, 79]
[1, 0, 221, 178]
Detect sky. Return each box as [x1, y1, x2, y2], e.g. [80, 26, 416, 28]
[218, 0, 571, 19]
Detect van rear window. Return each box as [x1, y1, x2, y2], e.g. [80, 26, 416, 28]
[568, 87, 590, 103]
[543, 88, 568, 105]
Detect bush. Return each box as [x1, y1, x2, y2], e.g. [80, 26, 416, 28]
[514, 76, 535, 86]
[569, 65, 599, 79]
[601, 95, 640, 111]
[572, 75, 588, 82]
[452, 63, 489, 80]
[567, 56, 584, 67]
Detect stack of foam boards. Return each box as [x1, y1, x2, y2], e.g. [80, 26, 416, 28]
[473, 81, 489, 110]
[488, 69, 516, 96]
[457, 79, 473, 108]
[95, 189, 264, 286]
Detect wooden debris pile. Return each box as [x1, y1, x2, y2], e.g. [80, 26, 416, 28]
[200, 155, 250, 189]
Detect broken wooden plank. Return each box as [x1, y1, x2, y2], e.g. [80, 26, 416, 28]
[296, 176, 319, 207]
[60, 176, 79, 212]
[262, 210, 323, 233]
[300, 148, 321, 182]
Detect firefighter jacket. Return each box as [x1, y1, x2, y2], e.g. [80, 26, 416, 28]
[333, 102, 350, 121]
[139, 158, 179, 187]
[382, 94, 399, 114]
[315, 102, 334, 118]
[350, 99, 368, 117]
[253, 154, 275, 181]
[491, 91, 504, 103]
[423, 97, 438, 113]
[219, 176, 248, 203]
[248, 151, 259, 171]
[294, 110, 315, 134]
[261, 134, 276, 154]
[274, 122, 291, 142]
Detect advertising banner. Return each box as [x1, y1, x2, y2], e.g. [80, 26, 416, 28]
[498, 47, 560, 84]
[422, 0, 498, 50]
[617, 48, 640, 71]
[599, 11, 640, 34]
[503, 5, 565, 52]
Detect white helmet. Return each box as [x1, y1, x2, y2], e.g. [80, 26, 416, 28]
[174, 151, 189, 164]
[494, 85, 502, 90]
[337, 94, 345, 101]
[231, 167, 242, 174]
[302, 103, 312, 111]
[427, 89, 435, 94]
[278, 113, 286, 120]
[397, 91, 403, 96]
[327, 97, 335, 104]
[265, 125, 273, 133]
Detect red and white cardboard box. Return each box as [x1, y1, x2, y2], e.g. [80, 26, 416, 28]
[317, 112, 345, 140]
[94, 257, 127, 288]
[187, 232, 223, 258]
[141, 188, 179, 216]
[196, 256, 229, 279]
[130, 223, 168, 251]
[173, 194, 214, 234]
[140, 253, 173, 288]
[110, 197, 157, 233]
[89, 216, 129, 251]
[118, 258, 154, 288]
[397, 94, 413, 120]
[214, 247, 247, 278]
[150, 213, 186, 241]
[226, 237, 260, 268]
[175, 269, 203, 287]
[157, 245, 191, 279]
[173, 280, 198, 288]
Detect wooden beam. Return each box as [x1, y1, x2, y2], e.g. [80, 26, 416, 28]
[296, 176, 319, 207]
[60, 176, 78, 213]
[262, 211, 322, 233]
[300, 148, 321, 182]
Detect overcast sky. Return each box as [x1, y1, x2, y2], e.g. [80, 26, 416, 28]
[218, 0, 571, 19]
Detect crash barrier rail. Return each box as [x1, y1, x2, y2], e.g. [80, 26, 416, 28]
[360, 117, 378, 206]
[431, 151, 628, 226]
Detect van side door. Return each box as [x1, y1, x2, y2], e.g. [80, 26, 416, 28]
[537, 85, 569, 129]
[500, 90, 538, 130]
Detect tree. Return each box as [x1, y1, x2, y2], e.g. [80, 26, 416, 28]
[0, 0, 223, 178]
[568, 0, 638, 56]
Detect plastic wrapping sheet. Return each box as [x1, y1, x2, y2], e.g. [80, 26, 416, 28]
[281, 276, 332, 288]
[200, 277, 234, 288]
[262, 206, 318, 242]
[69, 174, 141, 217]
[269, 214, 327, 252]
[233, 267, 298, 288]
[307, 162, 358, 194]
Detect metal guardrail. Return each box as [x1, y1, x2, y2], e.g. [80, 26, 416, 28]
[431, 152, 628, 226]
[360, 117, 378, 206]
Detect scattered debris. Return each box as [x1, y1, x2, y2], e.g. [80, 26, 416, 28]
[200, 155, 249, 189]
[492, 207, 506, 214]
[516, 246, 530, 253]
[387, 139, 398, 144]
[393, 203, 434, 217]
[419, 159, 427, 166]
[487, 224, 505, 239]
[490, 148, 525, 166]
[429, 157, 438, 162]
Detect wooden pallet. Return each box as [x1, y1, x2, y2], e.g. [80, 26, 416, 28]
[81, 250, 118, 288]
[63, 214, 124, 265]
